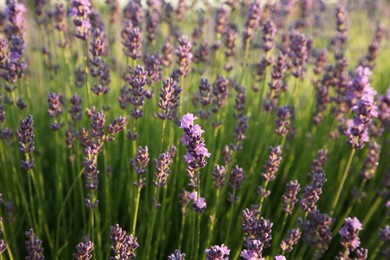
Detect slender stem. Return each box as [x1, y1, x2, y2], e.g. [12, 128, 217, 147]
[0, 218, 14, 260]
[145, 187, 160, 259]
[83, 42, 92, 108]
[178, 213, 186, 250]
[205, 189, 220, 248]
[362, 196, 382, 226]
[132, 187, 142, 235]
[330, 148, 355, 214]
[194, 171, 202, 260]
[370, 241, 384, 260]
[225, 190, 236, 244]
[258, 180, 270, 217]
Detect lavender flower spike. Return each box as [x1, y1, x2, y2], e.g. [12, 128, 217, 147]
[25, 228, 44, 260]
[70, 0, 92, 40]
[16, 115, 35, 170]
[261, 146, 282, 182]
[189, 191, 207, 214]
[339, 217, 363, 251]
[205, 244, 230, 260]
[110, 224, 138, 260]
[73, 240, 94, 260]
[180, 113, 210, 188]
[168, 249, 185, 260]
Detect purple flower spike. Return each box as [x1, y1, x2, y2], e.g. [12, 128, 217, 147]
[110, 224, 138, 260]
[212, 165, 227, 189]
[261, 146, 282, 182]
[180, 113, 209, 188]
[339, 217, 363, 251]
[16, 115, 35, 170]
[302, 210, 333, 258]
[181, 113, 197, 128]
[280, 228, 301, 253]
[153, 146, 176, 188]
[73, 240, 94, 260]
[361, 142, 380, 180]
[205, 244, 230, 260]
[175, 35, 193, 77]
[282, 180, 300, 214]
[131, 146, 149, 188]
[25, 228, 44, 260]
[70, 0, 91, 40]
[168, 249, 185, 260]
[275, 105, 291, 136]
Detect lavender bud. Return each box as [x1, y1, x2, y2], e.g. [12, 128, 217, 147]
[302, 210, 333, 258]
[122, 26, 142, 60]
[73, 240, 94, 260]
[339, 217, 363, 251]
[189, 192, 207, 214]
[16, 115, 35, 170]
[282, 180, 300, 215]
[212, 164, 227, 189]
[153, 146, 176, 188]
[25, 228, 44, 260]
[242, 0, 261, 48]
[70, 0, 91, 40]
[110, 224, 138, 260]
[107, 116, 128, 137]
[158, 78, 176, 120]
[280, 228, 301, 253]
[161, 40, 174, 67]
[234, 116, 249, 148]
[212, 75, 228, 113]
[198, 78, 213, 118]
[131, 146, 149, 173]
[175, 35, 193, 77]
[262, 19, 277, 52]
[48, 92, 64, 119]
[361, 141, 380, 180]
[168, 249, 185, 260]
[180, 114, 210, 183]
[128, 65, 149, 119]
[261, 146, 282, 182]
[314, 49, 328, 75]
[205, 244, 230, 260]
[300, 171, 326, 212]
[74, 66, 86, 88]
[229, 165, 245, 192]
[214, 5, 229, 35]
[275, 105, 291, 136]
[123, 1, 143, 27]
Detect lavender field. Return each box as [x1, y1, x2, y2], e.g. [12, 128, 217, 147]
[0, 0, 389, 259]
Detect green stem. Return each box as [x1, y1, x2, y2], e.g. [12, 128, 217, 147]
[132, 187, 142, 235]
[362, 196, 382, 226]
[330, 148, 355, 214]
[258, 180, 270, 217]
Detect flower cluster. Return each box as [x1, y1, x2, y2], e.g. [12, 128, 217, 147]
[73, 240, 94, 260]
[131, 146, 150, 188]
[189, 191, 207, 214]
[153, 145, 176, 188]
[339, 217, 363, 252]
[25, 228, 44, 260]
[16, 115, 35, 170]
[70, 0, 92, 40]
[344, 66, 378, 150]
[110, 224, 139, 260]
[180, 113, 210, 188]
[205, 244, 230, 260]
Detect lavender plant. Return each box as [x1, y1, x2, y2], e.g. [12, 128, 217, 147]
[0, 1, 388, 259]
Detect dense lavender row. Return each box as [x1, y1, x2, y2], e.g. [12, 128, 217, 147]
[0, 0, 389, 259]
